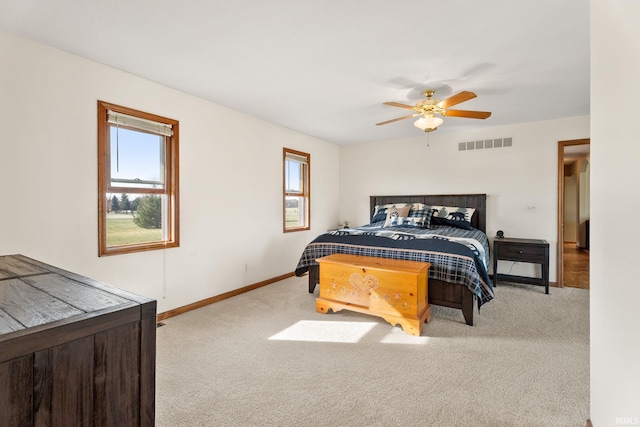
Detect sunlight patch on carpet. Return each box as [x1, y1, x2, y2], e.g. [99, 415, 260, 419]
[268, 320, 377, 343]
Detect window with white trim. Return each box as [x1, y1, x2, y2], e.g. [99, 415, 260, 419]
[283, 148, 310, 232]
[98, 101, 179, 256]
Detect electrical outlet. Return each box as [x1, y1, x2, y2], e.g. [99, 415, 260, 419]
[244, 264, 248, 272]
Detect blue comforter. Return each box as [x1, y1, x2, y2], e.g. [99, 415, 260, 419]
[295, 223, 494, 307]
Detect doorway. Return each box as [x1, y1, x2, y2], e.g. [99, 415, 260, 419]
[557, 139, 590, 289]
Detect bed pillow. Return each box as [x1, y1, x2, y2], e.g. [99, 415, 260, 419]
[372, 203, 434, 228]
[383, 206, 411, 227]
[407, 203, 428, 217]
[384, 211, 433, 228]
[431, 216, 472, 230]
[371, 203, 409, 223]
[430, 205, 476, 230]
[407, 203, 433, 228]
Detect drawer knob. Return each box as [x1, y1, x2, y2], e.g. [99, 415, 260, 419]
[519, 250, 523, 254]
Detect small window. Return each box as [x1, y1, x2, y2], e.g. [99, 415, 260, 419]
[98, 101, 179, 256]
[283, 148, 310, 232]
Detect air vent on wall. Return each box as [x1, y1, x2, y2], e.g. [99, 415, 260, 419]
[459, 136, 513, 151]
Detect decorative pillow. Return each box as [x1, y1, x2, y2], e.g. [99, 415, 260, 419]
[371, 211, 388, 224]
[430, 205, 476, 230]
[371, 203, 409, 223]
[384, 212, 433, 228]
[408, 203, 428, 218]
[422, 208, 434, 228]
[383, 206, 411, 227]
[407, 203, 433, 228]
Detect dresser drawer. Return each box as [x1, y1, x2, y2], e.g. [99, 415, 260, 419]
[498, 244, 547, 263]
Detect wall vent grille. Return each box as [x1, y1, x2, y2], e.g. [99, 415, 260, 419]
[458, 136, 513, 151]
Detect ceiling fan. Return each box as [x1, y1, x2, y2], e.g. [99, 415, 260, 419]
[376, 89, 491, 132]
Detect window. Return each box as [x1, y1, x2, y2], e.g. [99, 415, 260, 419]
[283, 148, 310, 232]
[98, 101, 179, 256]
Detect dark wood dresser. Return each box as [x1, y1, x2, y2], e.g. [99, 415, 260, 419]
[0, 254, 156, 426]
[493, 237, 550, 294]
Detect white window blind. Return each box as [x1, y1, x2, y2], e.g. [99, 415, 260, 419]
[107, 110, 173, 137]
[286, 152, 308, 164]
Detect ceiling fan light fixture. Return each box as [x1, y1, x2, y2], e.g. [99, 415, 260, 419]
[413, 115, 443, 132]
[377, 89, 490, 132]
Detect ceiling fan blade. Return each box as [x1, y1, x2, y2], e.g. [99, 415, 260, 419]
[443, 109, 492, 119]
[376, 114, 417, 126]
[383, 101, 416, 110]
[437, 91, 477, 109]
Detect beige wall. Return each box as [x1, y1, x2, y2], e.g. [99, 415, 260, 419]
[591, 0, 640, 424]
[0, 30, 340, 314]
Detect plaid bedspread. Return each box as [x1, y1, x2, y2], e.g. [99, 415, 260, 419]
[295, 224, 494, 307]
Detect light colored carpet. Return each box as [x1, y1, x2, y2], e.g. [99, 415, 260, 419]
[156, 276, 589, 427]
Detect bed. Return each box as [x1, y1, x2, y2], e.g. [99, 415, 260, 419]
[295, 194, 494, 326]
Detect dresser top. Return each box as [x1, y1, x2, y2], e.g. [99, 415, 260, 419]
[0, 254, 155, 336]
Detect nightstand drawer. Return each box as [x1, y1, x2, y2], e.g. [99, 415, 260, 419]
[499, 244, 547, 263]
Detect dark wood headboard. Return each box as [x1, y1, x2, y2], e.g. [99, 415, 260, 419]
[369, 194, 487, 232]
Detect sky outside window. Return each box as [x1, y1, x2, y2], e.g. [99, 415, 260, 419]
[286, 160, 302, 192]
[110, 127, 164, 187]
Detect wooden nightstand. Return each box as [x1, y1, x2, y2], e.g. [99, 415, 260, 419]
[493, 237, 550, 294]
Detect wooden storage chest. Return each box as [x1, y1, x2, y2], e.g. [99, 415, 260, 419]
[0, 254, 156, 426]
[316, 254, 431, 336]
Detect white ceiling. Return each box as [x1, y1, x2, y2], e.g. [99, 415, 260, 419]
[0, 0, 590, 145]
